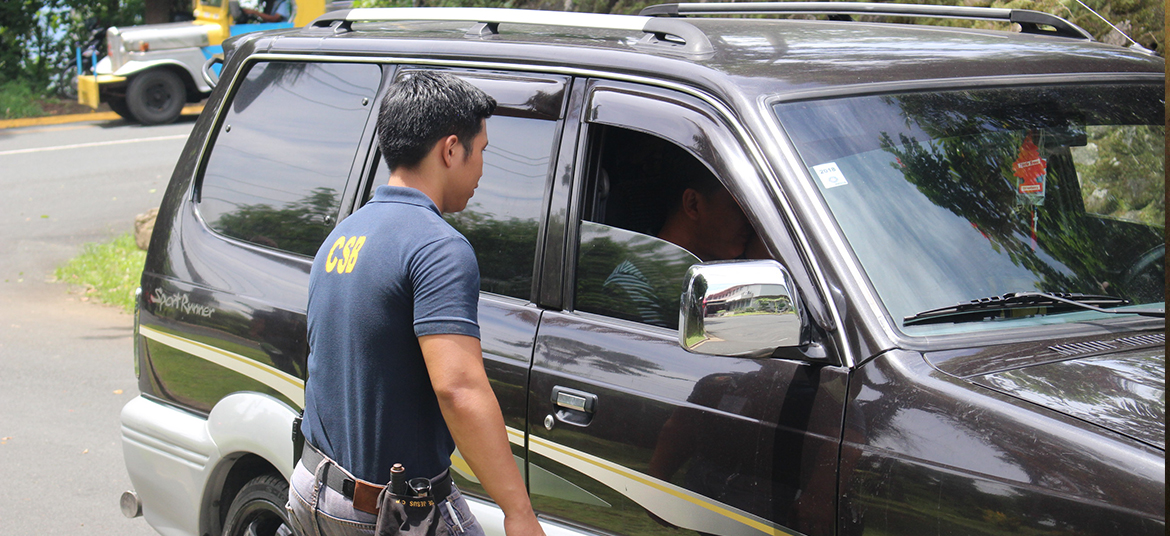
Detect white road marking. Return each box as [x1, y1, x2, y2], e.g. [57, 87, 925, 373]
[0, 134, 188, 156]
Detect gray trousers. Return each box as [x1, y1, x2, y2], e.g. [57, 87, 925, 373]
[288, 458, 484, 536]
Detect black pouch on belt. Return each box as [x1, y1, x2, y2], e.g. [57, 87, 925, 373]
[374, 472, 449, 536]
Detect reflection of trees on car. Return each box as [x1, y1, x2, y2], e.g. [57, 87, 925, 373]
[1075, 125, 1165, 226]
[981, 354, 1164, 431]
[445, 210, 539, 298]
[232, 61, 310, 112]
[877, 129, 1097, 291]
[876, 89, 1164, 303]
[215, 186, 338, 256]
[846, 351, 1160, 536]
[575, 226, 699, 330]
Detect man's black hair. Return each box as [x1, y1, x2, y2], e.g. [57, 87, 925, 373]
[377, 71, 497, 172]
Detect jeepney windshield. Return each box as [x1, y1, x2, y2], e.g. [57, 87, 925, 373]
[773, 83, 1165, 335]
[201, 0, 224, 7]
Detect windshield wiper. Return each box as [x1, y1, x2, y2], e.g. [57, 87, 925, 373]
[903, 291, 1166, 326]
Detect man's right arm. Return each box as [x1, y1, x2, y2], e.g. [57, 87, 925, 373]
[419, 333, 546, 536]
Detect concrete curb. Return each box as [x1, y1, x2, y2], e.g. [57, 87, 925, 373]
[0, 105, 204, 130]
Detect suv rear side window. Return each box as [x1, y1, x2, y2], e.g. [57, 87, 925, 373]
[198, 61, 381, 256]
[366, 71, 567, 301]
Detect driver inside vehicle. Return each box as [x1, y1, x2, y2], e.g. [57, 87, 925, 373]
[657, 162, 757, 262]
[241, 0, 291, 22]
[578, 132, 771, 329]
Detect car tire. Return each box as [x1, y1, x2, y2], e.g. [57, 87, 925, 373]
[221, 474, 294, 536]
[126, 69, 185, 125]
[107, 97, 134, 120]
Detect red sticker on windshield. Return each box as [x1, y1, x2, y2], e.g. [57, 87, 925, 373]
[1013, 132, 1047, 205]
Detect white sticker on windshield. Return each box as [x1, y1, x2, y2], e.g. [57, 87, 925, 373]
[812, 162, 848, 189]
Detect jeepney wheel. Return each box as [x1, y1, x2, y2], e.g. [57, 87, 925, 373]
[222, 474, 294, 536]
[107, 97, 133, 120]
[126, 69, 185, 126]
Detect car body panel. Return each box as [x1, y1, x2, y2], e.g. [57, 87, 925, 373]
[449, 297, 543, 498]
[528, 309, 849, 536]
[840, 348, 1165, 535]
[122, 9, 1165, 536]
[966, 341, 1165, 449]
[136, 204, 312, 411]
[122, 393, 298, 536]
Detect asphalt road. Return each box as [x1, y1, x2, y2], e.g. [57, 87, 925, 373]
[0, 116, 197, 535]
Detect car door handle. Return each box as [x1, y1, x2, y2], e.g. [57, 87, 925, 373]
[551, 386, 598, 426]
[556, 390, 594, 413]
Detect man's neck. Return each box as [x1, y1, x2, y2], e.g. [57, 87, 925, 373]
[389, 169, 446, 212]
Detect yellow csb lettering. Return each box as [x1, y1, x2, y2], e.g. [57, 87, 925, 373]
[324, 235, 367, 274]
[345, 236, 366, 273]
[325, 236, 346, 273]
[342, 236, 357, 270]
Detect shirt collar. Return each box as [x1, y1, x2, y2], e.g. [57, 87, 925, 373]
[370, 185, 441, 216]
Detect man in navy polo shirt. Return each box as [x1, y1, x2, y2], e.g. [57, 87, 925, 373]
[290, 71, 545, 536]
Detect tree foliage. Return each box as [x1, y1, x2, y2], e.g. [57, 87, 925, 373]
[0, 0, 144, 93]
[1075, 125, 1165, 226]
[877, 0, 1162, 52]
[875, 89, 1164, 304]
[214, 187, 340, 256]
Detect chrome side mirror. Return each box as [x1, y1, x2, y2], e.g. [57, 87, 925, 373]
[679, 260, 805, 358]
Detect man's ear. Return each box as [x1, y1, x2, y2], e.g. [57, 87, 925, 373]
[439, 134, 461, 168]
[681, 188, 703, 221]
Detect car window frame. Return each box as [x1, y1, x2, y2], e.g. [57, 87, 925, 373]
[191, 57, 386, 258]
[351, 66, 571, 304]
[561, 80, 815, 334]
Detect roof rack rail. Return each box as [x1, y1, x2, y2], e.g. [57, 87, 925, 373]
[640, 2, 1093, 40]
[309, 7, 715, 56]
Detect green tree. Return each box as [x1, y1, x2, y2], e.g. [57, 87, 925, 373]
[0, 0, 144, 94]
[1076, 125, 1166, 225]
[876, 0, 1162, 52]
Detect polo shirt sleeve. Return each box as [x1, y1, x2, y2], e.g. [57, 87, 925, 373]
[411, 236, 480, 339]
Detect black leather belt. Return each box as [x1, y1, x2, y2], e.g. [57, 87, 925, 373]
[300, 441, 453, 514]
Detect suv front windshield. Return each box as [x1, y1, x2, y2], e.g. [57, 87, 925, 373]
[774, 83, 1165, 335]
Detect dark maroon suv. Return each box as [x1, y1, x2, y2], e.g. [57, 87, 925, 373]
[119, 4, 1165, 536]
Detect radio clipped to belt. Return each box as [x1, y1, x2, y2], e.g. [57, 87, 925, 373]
[375, 463, 448, 536]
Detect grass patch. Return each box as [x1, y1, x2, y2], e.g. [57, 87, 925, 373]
[56, 232, 146, 313]
[0, 80, 45, 119]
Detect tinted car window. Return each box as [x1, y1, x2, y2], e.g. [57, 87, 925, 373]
[574, 126, 747, 329]
[775, 84, 1165, 334]
[198, 61, 381, 256]
[368, 115, 556, 300]
[576, 222, 698, 329]
[447, 115, 555, 299]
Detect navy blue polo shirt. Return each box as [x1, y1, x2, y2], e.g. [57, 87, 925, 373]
[302, 185, 480, 484]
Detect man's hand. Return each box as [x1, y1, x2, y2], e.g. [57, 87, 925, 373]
[240, 7, 283, 22]
[419, 334, 546, 536]
[505, 510, 547, 536]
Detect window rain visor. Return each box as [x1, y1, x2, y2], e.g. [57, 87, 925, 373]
[774, 84, 1165, 335]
